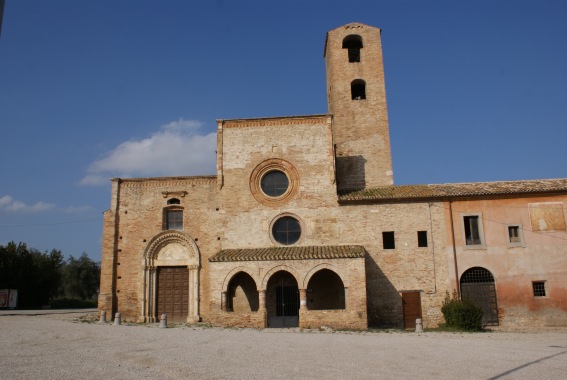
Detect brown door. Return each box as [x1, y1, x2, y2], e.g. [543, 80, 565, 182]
[402, 292, 422, 329]
[157, 266, 189, 323]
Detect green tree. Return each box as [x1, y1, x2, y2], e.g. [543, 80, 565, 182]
[0, 242, 64, 308]
[62, 253, 100, 300]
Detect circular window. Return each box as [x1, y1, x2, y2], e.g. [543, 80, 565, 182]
[272, 216, 301, 245]
[260, 170, 289, 197]
[250, 159, 299, 207]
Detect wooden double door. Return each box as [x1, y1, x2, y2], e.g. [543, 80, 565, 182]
[157, 266, 189, 323]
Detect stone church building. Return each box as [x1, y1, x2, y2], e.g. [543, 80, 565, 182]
[98, 23, 567, 329]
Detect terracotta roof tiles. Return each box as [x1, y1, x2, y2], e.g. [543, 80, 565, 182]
[338, 178, 567, 203]
[209, 245, 366, 262]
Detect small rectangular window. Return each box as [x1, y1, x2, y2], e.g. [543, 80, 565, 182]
[508, 226, 520, 242]
[532, 281, 546, 297]
[166, 210, 183, 230]
[417, 231, 428, 247]
[382, 232, 395, 249]
[506, 224, 524, 247]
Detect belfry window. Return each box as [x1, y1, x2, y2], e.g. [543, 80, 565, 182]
[342, 35, 363, 62]
[351, 79, 366, 100]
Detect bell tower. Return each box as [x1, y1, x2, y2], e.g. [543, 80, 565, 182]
[324, 23, 393, 190]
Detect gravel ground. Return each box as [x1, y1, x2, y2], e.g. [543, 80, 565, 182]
[0, 310, 566, 380]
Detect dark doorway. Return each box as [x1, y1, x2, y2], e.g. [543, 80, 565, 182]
[267, 271, 299, 327]
[402, 292, 422, 329]
[227, 272, 259, 312]
[460, 267, 499, 326]
[306, 269, 345, 310]
[157, 266, 189, 323]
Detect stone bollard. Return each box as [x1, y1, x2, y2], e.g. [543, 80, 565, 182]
[159, 313, 168, 328]
[99, 310, 106, 323]
[114, 312, 121, 326]
[415, 318, 423, 333]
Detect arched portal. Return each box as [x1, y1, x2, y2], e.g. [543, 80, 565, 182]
[142, 231, 200, 323]
[306, 269, 345, 310]
[460, 267, 499, 326]
[266, 271, 299, 328]
[227, 272, 259, 312]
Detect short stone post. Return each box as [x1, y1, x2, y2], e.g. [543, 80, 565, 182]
[99, 310, 106, 323]
[159, 313, 168, 328]
[114, 312, 121, 326]
[415, 318, 423, 333]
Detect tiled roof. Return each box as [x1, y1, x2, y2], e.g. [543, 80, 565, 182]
[338, 178, 567, 203]
[209, 245, 366, 262]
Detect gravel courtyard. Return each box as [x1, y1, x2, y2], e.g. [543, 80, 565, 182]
[1, 310, 566, 380]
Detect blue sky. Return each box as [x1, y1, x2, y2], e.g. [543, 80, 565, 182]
[1, 0, 566, 260]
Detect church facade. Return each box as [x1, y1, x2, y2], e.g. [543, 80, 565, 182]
[98, 23, 567, 329]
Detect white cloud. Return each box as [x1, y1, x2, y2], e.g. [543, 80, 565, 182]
[80, 118, 217, 185]
[0, 195, 55, 213]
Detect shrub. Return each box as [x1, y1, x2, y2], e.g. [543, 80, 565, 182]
[441, 291, 483, 331]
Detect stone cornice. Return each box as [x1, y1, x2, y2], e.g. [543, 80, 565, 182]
[219, 114, 331, 129]
[118, 176, 217, 188]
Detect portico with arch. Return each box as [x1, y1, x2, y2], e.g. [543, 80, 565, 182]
[208, 246, 368, 330]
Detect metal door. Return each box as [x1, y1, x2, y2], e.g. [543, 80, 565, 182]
[460, 267, 499, 326]
[267, 271, 299, 328]
[276, 285, 299, 317]
[157, 266, 189, 323]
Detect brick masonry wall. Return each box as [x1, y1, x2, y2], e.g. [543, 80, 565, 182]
[208, 257, 368, 330]
[98, 177, 221, 322]
[325, 23, 393, 190]
[299, 310, 367, 331]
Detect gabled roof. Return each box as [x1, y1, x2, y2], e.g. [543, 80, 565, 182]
[338, 178, 567, 204]
[209, 245, 366, 262]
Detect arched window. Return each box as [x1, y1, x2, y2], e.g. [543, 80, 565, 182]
[351, 79, 366, 100]
[167, 198, 180, 205]
[342, 35, 363, 62]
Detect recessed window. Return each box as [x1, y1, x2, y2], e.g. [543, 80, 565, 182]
[507, 224, 524, 247]
[342, 34, 363, 63]
[532, 281, 546, 297]
[351, 79, 366, 100]
[462, 214, 485, 249]
[382, 231, 395, 249]
[167, 198, 180, 205]
[272, 216, 301, 245]
[508, 226, 520, 242]
[165, 209, 183, 231]
[417, 231, 428, 247]
[260, 170, 289, 197]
